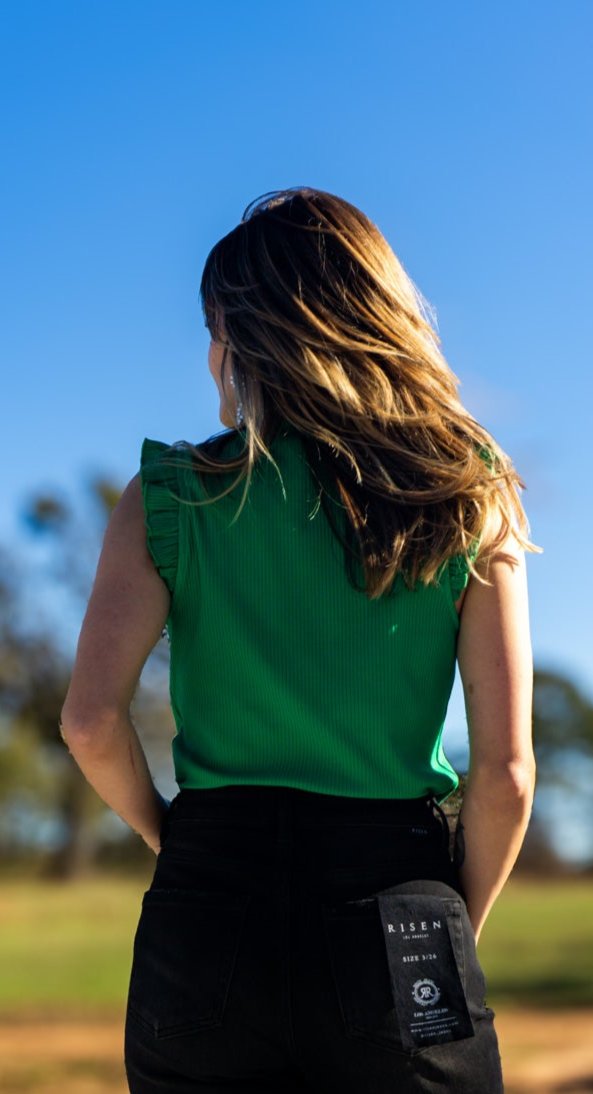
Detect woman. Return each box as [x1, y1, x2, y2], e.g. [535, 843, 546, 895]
[60, 186, 539, 1093]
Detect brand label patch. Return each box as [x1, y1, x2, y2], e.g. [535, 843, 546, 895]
[376, 892, 475, 1051]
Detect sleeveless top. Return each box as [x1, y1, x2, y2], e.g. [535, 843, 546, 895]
[140, 422, 481, 802]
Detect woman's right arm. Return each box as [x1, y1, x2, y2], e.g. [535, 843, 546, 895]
[455, 521, 537, 943]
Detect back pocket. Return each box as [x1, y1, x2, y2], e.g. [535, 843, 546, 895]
[126, 888, 251, 1039]
[321, 880, 484, 1057]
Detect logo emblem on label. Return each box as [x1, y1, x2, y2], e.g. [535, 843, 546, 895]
[412, 978, 441, 1007]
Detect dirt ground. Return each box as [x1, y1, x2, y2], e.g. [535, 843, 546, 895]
[0, 1009, 592, 1093]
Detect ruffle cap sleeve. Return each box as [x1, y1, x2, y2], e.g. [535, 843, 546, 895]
[448, 442, 495, 602]
[140, 438, 180, 597]
[448, 535, 481, 602]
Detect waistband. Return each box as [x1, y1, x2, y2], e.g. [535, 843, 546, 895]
[167, 784, 445, 828]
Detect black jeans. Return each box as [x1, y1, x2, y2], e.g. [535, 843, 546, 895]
[124, 785, 503, 1092]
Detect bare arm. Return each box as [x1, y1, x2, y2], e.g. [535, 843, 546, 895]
[455, 521, 537, 942]
[60, 474, 172, 853]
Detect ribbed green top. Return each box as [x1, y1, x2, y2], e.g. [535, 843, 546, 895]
[140, 423, 479, 802]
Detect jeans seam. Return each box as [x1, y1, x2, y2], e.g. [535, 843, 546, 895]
[276, 874, 298, 1065]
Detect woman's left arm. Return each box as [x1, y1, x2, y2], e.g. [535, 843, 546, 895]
[60, 473, 172, 854]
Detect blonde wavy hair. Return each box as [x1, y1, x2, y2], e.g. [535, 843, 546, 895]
[167, 186, 541, 600]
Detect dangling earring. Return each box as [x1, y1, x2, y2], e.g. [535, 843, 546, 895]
[228, 371, 244, 427]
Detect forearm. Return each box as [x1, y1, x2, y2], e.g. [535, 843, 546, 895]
[456, 763, 536, 943]
[60, 711, 170, 854]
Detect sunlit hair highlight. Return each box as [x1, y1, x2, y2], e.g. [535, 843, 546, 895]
[165, 186, 542, 599]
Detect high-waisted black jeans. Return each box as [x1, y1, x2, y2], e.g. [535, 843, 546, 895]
[124, 785, 503, 1092]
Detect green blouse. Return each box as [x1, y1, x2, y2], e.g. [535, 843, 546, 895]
[140, 423, 480, 802]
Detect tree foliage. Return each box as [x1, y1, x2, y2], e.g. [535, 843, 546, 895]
[0, 477, 174, 878]
[0, 474, 591, 874]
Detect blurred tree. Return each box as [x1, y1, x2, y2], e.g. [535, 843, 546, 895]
[0, 478, 174, 879]
[529, 668, 593, 867]
[532, 669, 593, 760]
[445, 668, 593, 871]
[1, 475, 592, 874]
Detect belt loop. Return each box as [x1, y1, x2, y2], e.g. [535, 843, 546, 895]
[429, 796, 452, 859]
[165, 790, 181, 821]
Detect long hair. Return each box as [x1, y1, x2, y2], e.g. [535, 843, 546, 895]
[167, 186, 542, 599]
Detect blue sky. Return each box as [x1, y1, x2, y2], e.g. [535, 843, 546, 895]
[1, 1, 592, 777]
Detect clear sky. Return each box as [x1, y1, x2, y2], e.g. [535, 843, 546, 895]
[1, 1, 592, 774]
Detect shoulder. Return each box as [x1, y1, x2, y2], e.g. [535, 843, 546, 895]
[140, 431, 242, 483]
[140, 437, 182, 483]
[458, 510, 528, 640]
[474, 508, 525, 576]
[103, 474, 151, 566]
[139, 437, 194, 504]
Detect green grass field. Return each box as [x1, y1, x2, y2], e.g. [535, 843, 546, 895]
[480, 876, 593, 1007]
[0, 874, 591, 1018]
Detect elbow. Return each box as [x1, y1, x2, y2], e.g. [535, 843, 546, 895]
[59, 696, 79, 743]
[59, 697, 123, 750]
[504, 756, 537, 802]
[468, 754, 537, 807]
[60, 693, 88, 741]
